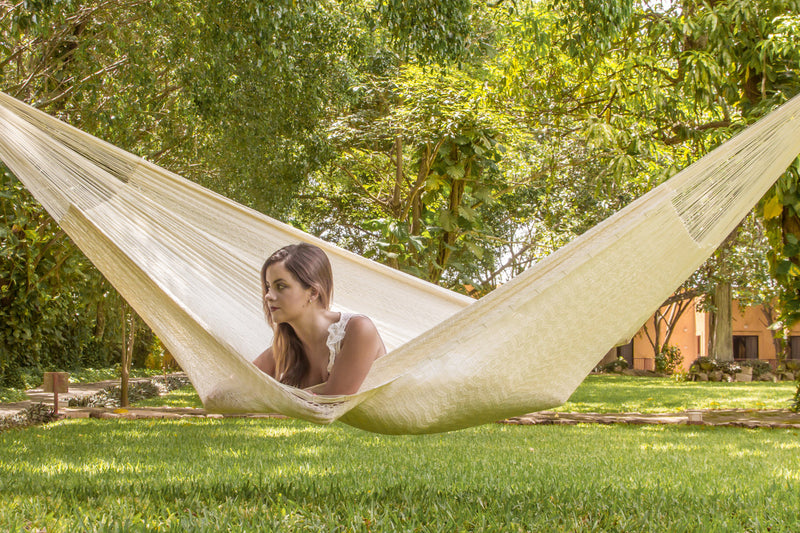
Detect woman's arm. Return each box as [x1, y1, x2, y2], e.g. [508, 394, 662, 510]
[316, 316, 385, 395]
[253, 346, 276, 377]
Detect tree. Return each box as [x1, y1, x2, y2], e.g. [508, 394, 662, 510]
[294, 66, 516, 287]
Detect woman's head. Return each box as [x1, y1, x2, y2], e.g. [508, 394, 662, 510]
[261, 244, 333, 387]
[261, 243, 333, 324]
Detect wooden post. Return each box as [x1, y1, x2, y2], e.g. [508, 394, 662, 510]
[43, 372, 69, 415]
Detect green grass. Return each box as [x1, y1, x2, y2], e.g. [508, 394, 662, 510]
[556, 374, 796, 413]
[137, 374, 797, 414]
[0, 418, 798, 532]
[134, 385, 203, 408]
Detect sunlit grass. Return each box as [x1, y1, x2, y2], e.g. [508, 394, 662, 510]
[556, 374, 796, 413]
[134, 385, 203, 408]
[0, 418, 798, 531]
[136, 374, 797, 414]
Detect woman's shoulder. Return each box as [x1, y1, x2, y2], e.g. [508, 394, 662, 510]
[343, 314, 377, 334]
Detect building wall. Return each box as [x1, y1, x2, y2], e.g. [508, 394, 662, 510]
[730, 301, 779, 363]
[631, 300, 702, 371]
[623, 299, 800, 371]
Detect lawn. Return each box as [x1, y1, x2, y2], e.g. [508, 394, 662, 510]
[556, 374, 798, 413]
[0, 417, 798, 532]
[2, 375, 799, 531]
[134, 374, 798, 414]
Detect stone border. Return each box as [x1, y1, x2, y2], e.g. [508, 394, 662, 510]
[501, 409, 800, 429]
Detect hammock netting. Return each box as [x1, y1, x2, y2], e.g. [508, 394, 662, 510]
[1, 91, 799, 434]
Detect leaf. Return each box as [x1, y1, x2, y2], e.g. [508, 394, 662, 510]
[438, 211, 457, 232]
[466, 241, 484, 259]
[763, 194, 783, 220]
[446, 163, 465, 179]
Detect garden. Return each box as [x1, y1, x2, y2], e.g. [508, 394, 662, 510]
[2, 1, 800, 530]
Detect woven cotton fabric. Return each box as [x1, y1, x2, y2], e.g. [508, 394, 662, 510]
[1, 91, 799, 434]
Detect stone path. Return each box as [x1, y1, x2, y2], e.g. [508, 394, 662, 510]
[502, 409, 800, 429]
[3, 380, 800, 428]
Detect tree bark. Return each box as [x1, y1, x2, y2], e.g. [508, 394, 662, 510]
[120, 305, 136, 407]
[711, 281, 733, 361]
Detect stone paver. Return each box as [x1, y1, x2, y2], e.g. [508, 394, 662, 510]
[501, 408, 800, 429]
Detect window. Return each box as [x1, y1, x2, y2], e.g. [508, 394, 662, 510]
[732, 335, 759, 360]
[790, 337, 800, 360]
[616, 340, 633, 367]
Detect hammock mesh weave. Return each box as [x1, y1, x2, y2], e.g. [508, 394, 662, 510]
[1, 91, 799, 433]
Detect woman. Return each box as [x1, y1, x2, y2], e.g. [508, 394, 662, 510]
[252, 243, 386, 395]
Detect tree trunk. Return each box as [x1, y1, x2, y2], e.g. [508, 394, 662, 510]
[94, 298, 106, 340]
[429, 178, 464, 282]
[711, 281, 733, 361]
[120, 305, 136, 407]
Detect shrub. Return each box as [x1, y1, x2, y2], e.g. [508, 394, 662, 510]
[599, 357, 628, 373]
[717, 360, 742, 375]
[0, 402, 57, 432]
[655, 345, 683, 374]
[67, 375, 191, 408]
[690, 356, 718, 373]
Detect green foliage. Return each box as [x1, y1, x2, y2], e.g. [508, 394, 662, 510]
[0, 387, 27, 403]
[0, 168, 120, 385]
[655, 345, 684, 375]
[598, 357, 629, 373]
[0, 402, 56, 432]
[689, 357, 744, 376]
[296, 65, 514, 288]
[370, 0, 476, 64]
[740, 359, 773, 379]
[763, 163, 800, 327]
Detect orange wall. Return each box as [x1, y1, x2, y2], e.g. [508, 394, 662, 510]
[632, 300, 702, 371]
[603, 299, 800, 372]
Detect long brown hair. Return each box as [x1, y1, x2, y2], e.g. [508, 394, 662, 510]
[261, 243, 333, 387]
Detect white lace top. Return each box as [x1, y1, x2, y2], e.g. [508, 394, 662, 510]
[325, 312, 355, 375]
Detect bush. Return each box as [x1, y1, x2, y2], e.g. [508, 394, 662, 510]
[690, 357, 743, 375]
[598, 357, 628, 373]
[0, 402, 56, 432]
[717, 360, 741, 375]
[691, 356, 718, 372]
[655, 346, 683, 374]
[67, 375, 191, 408]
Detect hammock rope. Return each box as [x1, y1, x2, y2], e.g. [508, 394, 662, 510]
[1, 91, 799, 434]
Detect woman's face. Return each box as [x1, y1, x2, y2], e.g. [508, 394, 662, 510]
[264, 261, 315, 324]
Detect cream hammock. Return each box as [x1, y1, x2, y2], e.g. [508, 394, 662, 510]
[1, 92, 800, 434]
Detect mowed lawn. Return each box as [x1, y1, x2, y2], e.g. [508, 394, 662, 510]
[135, 373, 798, 413]
[556, 374, 798, 413]
[1, 376, 798, 532]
